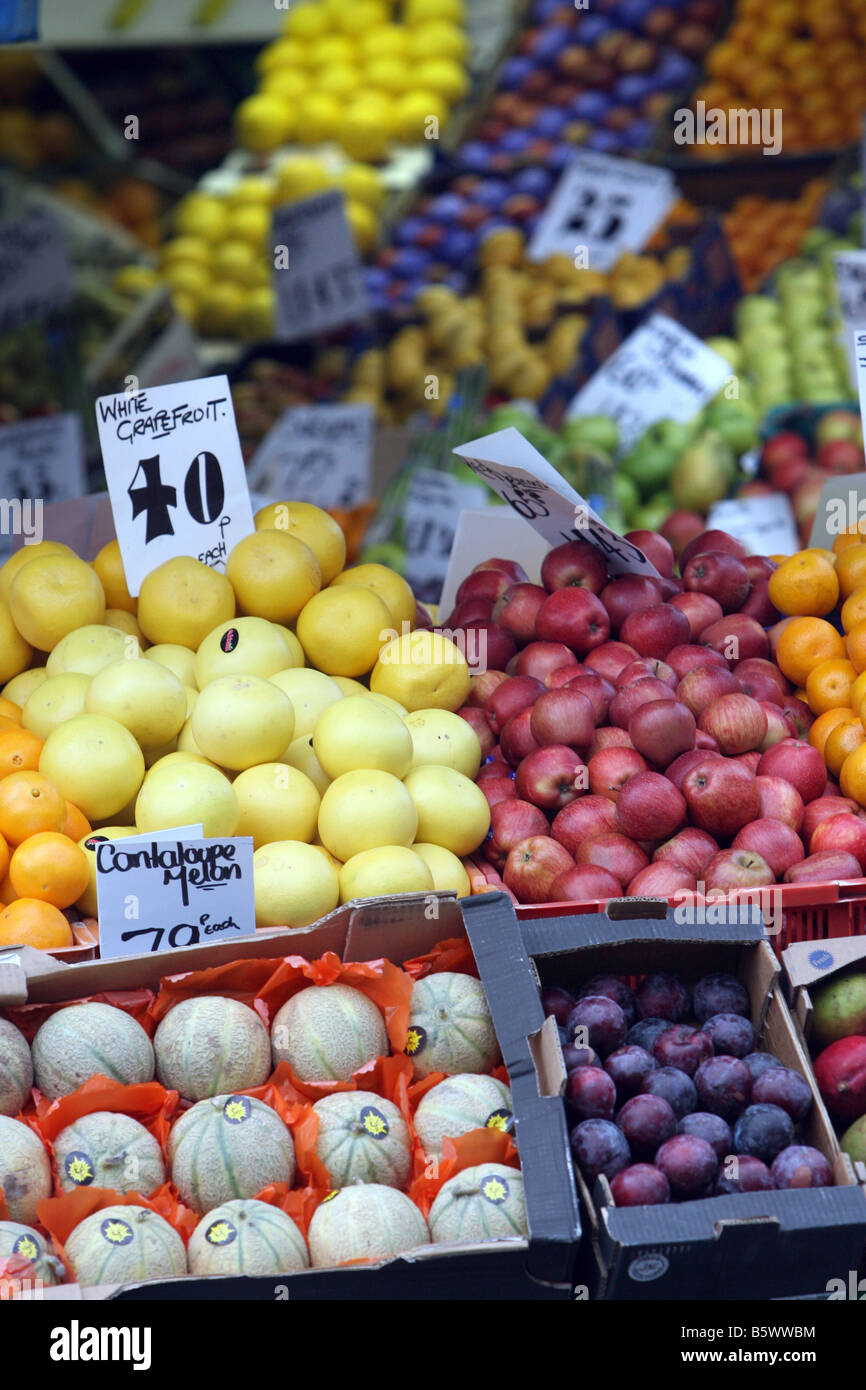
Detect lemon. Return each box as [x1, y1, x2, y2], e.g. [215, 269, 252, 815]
[284, 1, 331, 40]
[415, 59, 467, 103]
[371, 630, 469, 712]
[339, 845, 433, 904]
[274, 155, 333, 203]
[76, 824, 138, 917]
[403, 765, 489, 855]
[0, 599, 31, 684]
[281, 733, 331, 795]
[173, 194, 228, 241]
[234, 288, 275, 342]
[227, 204, 271, 250]
[330, 562, 416, 629]
[295, 92, 342, 144]
[163, 261, 210, 299]
[40, 714, 146, 822]
[262, 67, 311, 100]
[296, 586, 390, 678]
[10, 553, 105, 651]
[143, 643, 198, 688]
[255, 502, 346, 583]
[113, 265, 160, 296]
[394, 90, 447, 143]
[104, 609, 146, 645]
[408, 22, 468, 61]
[257, 38, 312, 73]
[160, 236, 211, 269]
[86, 658, 186, 752]
[310, 35, 356, 67]
[47, 623, 136, 677]
[404, 709, 481, 777]
[212, 240, 261, 287]
[412, 842, 470, 895]
[170, 290, 198, 322]
[235, 94, 292, 153]
[192, 675, 295, 773]
[3, 666, 45, 706]
[138, 557, 235, 650]
[268, 668, 341, 740]
[318, 65, 361, 100]
[340, 102, 391, 161]
[233, 762, 320, 848]
[226, 530, 321, 624]
[406, 0, 464, 21]
[195, 616, 296, 686]
[136, 760, 238, 838]
[227, 177, 276, 209]
[196, 282, 246, 336]
[346, 201, 379, 255]
[253, 840, 339, 929]
[334, 1, 388, 34]
[317, 770, 417, 861]
[358, 24, 409, 60]
[0, 540, 74, 604]
[22, 672, 90, 739]
[313, 696, 412, 779]
[365, 58, 411, 95]
[339, 164, 385, 210]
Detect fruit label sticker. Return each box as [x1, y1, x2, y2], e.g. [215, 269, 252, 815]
[205, 1219, 237, 1247]
[0, 414, 87, 563]
[706, 495, 798, 558]
[527, 152, 676, 271]
[566, 315, 731, 454]
[0, 207, 72, 334]
[454, 426, 661, 578]
[272, 191, 369, 343]
[359, 1105, 389, 1138]
[95, 374, 255, 597]
[95, 833, 255, 961]
[403, 468, 488, 602]
[248, 403, 374, 510]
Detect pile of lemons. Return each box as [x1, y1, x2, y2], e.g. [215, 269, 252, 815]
[0, 503, 488, 933]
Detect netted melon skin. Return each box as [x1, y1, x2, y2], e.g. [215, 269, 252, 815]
[54, 1111, 166, 1196]
[66, 1205, 187, 1288]
[0, 1019, 33, 1118]
[0, 1116, 52, 1225]
[413, 1074, 513, 1157]
[429, 1164, 527, 1245]
[0, 1221, 63, 1286]
[31, 1002, 155, 1100]
[405, 973, 500, 1080]
[308, 1184, 430, 1268]
[271, 984, 388, 1082]
[168, 1093, 295, 1214]
[188, 1198, 309, 1276]
[312, 1090, 411, 1188]
[155, 996, 272, 1101]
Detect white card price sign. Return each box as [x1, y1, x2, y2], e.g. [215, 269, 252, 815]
[403, 468, 488, 598]
[0, 414, 86, 562]
[856, 330, 866, 452]
[95, 374, 254, 596]
[453, 427, 661, 578]
[835, 251, 866, 324]
[272, 191, 369, 343]
[0, 207, 72, 334]
[567, 314, 731, 454]
[707, 494, 798, 557]
[95, 834, 255, 961]
[528, 152, 676, 271]
[248, 403, 373, 509]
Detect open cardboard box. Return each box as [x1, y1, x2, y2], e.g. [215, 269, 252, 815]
[1, 891, 579, 1301]
[460, 893, 866, 1301]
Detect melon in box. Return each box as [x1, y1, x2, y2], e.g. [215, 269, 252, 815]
[429, 1164, 527, 1244]
[54, 1112, 166, 1197]
[0, 1116, 52, 1225]
[271, 984, 388, 1083]
[414, 1074, 513, 1158]
[312, 1091, 411, 1189]
[0, 1221, 63, 1288]
[307, 1185, 430, 1269]
[168, 1094, 295, 1214]
[66, 1205, 187, 1287]
[0, 1019, 33, 1117]
[188, 1199, 309, 1277]
[154, 997, 272, 1101]
[405, 973, 499, 1079]
[31, 1003, 155, 1100]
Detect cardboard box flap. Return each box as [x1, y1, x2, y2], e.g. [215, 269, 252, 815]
[522, 903, 766, 960]
[0, 945, 68, 1005]
[604, 1183, 866, 1247]
[343, 892, 462, 963]
[528, 1014, 567, 1099]
[783, 936, 866, 991]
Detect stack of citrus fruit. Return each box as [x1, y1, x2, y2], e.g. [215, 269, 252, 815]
[0, 502, 488, 953]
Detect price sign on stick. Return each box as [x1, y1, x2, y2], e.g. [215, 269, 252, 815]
[272, 191, 369, 343]
[403, 468, 488, 599]
[248, 403, 373, 509]
[528, 153, 676, 271]
[95, 375, 254, 597]
[707, 494, 798, 558]
[0, 414, 86, 562]
[0, 207, 71, 334]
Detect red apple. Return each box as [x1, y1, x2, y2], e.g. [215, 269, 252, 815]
[704, 848, 775, 892]
[617, 658, 677, 689]
[757, 739, 826, 804]
[609, 676, 675, 728]
[698, 615, 769, 665]
[457, 621, 516, 672]
[627, 861, 698, 896]
[781, 696, 813, 740]
[455, 569, 512, 606]
[620, 604, 691, 659]
[487, 798, 549, 867]
[735, 751, 762, 773]
[479, 775, 518, 809]
[515, 641, 575, 682]
[761, 431, 808, 471]
[515, 744, 587, 810]
[785, 851, 863, 885]
[616, 770, 687, 841]
[676, 663, 740, 718]
[575, 831, 649, 888]
[456, 705, 495, 758]
[801, 795, 860, 840]
[468, 670, 508, 707]
[600, 574, 662, 633]
[732, 818, 804, 877]
[754, 775, 805, 831]
[488, 675, 545, 733]
[739, 580, 780, 627]
[629, 699, 696, 766]
[661, 509, 705, 558]
[654, 827, 719, 875]
[546, 663, 583, 689]
[666, 747, 722, 790]
[587, 746, 648, 801]
[588, 726, 634, 757]
[698, 693, 767, 755]
[565, 671, 615, 723]
[624, 530, 674, 578]
[535, 587, 611, 654]
[757, 702, 797, 750]
[549, 864, 621, 901]
[683, 552, 750, 613]
[472, 557, 529, 584]
[669, 591, 724, 638]
[551, 795, 618, 852]
[810, 813, 866, 871]
[767, 618, 796, 660]
[743, 556, 777, 584]
[666, 644, 727, 680]
[584, 641, 640, 682]
[500, 707, 541, 766]
[657, 576, 683, 601]
[816, 439, 865, 475]
[414, 601, 434, 631]
[530, 688, 596, 749]
[446, 597, 494, 627]
[680, 528, 748, 572]
[682, 757, 760, 837]
[541, 539, 608, 594]
[765, 453, 809, 494]
[492, 583, 548, 644]
[503, 835, 575, 903]
[734, 658, 789, 698]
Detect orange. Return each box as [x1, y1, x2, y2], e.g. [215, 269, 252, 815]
[851, 669, 866, 720]
[62, 800, 91, 841]
[805, 658, 858, 715]
[775, 617, 846, 686]
[846, 621, 866, 674]
[0, 871, 15, 903]
[841, 585, 866, 632]
[0, 715, 22, 734]
[809, 706, 853, 756]
[834, 544, 866, 599]
[824, 719, 866, 779]
[9, 831, 89, 908]
[0, 770, 66, 845]
[0, 726, 43, 779]
[840, 742, 866, 805]
[0, 697, 22, 724]
[0, 897, 72, 949]
[767, 552, 838, 617]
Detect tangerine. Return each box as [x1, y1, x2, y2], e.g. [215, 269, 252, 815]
[9, 832, 89, 908]
[775, 617, 845, 687]
[0, 897, 72, 950]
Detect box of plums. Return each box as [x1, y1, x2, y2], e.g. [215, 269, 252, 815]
[465, 893, 866, 1300]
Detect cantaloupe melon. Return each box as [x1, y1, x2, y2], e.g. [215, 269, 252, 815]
[413, 1074, 513, 1157]
[31, 1003, 155, 1100]
[312, 1090, 411, 1189]
[428, 1163, 526, 1244]
[187, 1198, 309, 1277]
[307, 1184, 430, 1268]
[168, 1093, 295, 1214]
[154, 996, 271, 1101]
[0, 1116, 52, 1225]
[54, 1111, 166, 1197]
[271, 984, 388, 1082]
[0, 1221, 63, 1287]
[65, 1204, 187, 1287]
[405, 973, 499, 1080]
[0, 1018, 33, 1117]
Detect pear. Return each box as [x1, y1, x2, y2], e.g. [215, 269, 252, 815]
[811, 971, 866, 1050]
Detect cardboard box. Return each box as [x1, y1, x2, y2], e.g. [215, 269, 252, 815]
[2, 892, 578, 1301]
[462, 893, 866, 1301]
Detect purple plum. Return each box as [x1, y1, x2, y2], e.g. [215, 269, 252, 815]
[617, 1093, 677, 1157]
[655, 1134, 719, 1199]
[693, 973, 749, 1023]
[701, 1013, 756, 1058]
[610, 1163, 670, 1206]
[640, 1066, 698, 1119]
[694, 1056, 752, 1121]
[570, 1118, 632, 1184]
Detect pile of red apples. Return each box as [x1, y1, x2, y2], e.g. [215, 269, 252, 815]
[450, 529, 866, 906]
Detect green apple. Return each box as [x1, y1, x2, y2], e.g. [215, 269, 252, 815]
[704, 336, 741, 370]
[631, 493, 674, 531]
[612, 472, 640, 519]
[562, 414, 620, 455]
[621, 441, 678, 498]
[735, 295, 782, 332]
[671, 430, 735, 512]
